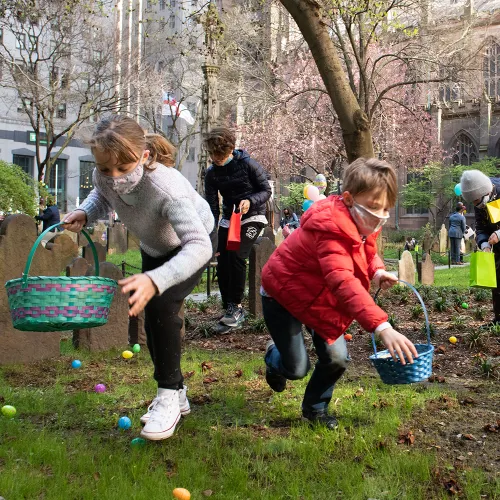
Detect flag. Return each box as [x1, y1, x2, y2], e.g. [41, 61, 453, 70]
[162, 92, 195, 125]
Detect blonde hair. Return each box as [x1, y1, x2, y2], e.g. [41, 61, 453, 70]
[343, 158, 397, 207]
[88, 115, 146, 165]
[145, 133, 176, 167]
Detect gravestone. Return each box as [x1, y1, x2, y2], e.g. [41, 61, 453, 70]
[0, 215, 78, 365]
[439, 224, 448, 254]
[423, 232, 433, 253]
[262, 226, 275, 245]
[420, 253, 435, 285]
[107, 223, 128, 255]
[248, 237, 276, 318]
[431, 238, 440, 253]
[275, 228, 284, 247]
[66, 257, 91, 278]
[45, 233, 78, 261]
[82, 241, 106, 269]
[78, 221, 108, 247]
[127, 232, 140, 251]
[72, 262, 128, 351]
[398, 250, 415, 285]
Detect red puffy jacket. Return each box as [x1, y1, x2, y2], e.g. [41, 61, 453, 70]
[261, 195, 388, 344]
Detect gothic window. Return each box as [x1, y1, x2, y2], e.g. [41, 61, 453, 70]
[484, 41, 500, 98]
[451, 134, 478, 166]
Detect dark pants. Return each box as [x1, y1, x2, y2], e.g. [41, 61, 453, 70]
[493, 251, 500, 322]
[217, 222, 264, 307]
[141, 234, 215, 389]
[450, 237, 461, 263]
[262, 296, 350, 413]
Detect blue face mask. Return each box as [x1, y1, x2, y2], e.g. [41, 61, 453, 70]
[222, 155, 233, 166]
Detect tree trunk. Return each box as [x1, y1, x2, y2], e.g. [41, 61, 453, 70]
[279, 0, 374, 162]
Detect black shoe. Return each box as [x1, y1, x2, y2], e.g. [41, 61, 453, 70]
[264, 340, 287, 392]
[302, 409, 338, 430]
[220, 303, 245, 327]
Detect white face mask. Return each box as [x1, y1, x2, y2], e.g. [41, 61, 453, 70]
[349, 201, 389, 237]
[474, 194, 490, 210]
[96, 157, 145, 195]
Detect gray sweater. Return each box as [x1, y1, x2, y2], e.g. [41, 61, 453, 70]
[78, 164, 214, 294]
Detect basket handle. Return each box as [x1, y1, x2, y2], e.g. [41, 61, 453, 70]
[371, 279, 431, 358]
[22, 222, 100, 287]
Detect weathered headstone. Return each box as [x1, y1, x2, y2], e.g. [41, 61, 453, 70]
[275, 228, 284, 247]
[420, 253, 435, 285]
[262, 226, 275, 245]
[0, 215, 78, 365]
[73, 262, 128, 351]
[45, 233, 78, 261]
[248, 237, 276, 318]
[127, 232, 140, 251]
[82, 241, 106, 269]
[423, 232, 433, 253]
[431, 238, 440, 253]
[107, 223, 128, 255]
[78, 221, 108, 247]
[398, 250, 415, 285]
[66, 257, 91, 278]
[439, 224, 448, 254]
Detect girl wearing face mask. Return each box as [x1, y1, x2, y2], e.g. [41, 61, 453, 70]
[63, 115, 215, 441]
[460, 169, 500, 325]
[259, 158, 418, 429]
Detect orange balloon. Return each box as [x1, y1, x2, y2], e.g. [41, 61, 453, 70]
[173, 488, 191, 500]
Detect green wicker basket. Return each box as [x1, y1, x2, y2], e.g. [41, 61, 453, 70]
[5, 223, 117, 332]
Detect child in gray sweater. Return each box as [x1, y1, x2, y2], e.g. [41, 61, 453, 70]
[63, 115, 214, 441]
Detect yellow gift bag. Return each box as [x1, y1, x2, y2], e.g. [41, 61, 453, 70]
[470, 252, 497, 288]
[486, 199, 500, 223]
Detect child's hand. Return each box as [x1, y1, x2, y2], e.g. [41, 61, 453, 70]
[62, 210, 87, 232]
[377, 327, 418, 365]
[119, 273, 158, 317]
[373, 270, 398, 290]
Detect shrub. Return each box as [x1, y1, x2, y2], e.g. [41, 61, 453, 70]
[0, 161, 39, 217]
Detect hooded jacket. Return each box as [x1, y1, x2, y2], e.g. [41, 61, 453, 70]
[261, 195, 388, 344]
[204, 149, 271, 222]
[474, 178, 500, 253]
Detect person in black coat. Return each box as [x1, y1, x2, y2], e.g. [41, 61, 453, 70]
[460, 170, 500, 324]
[448, 204, 466, 265]
[35, 195, 61, 246]
[204, 127, 272, 327]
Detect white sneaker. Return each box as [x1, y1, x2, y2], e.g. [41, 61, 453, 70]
[140, 388, 181, 441]
[140, 386, 190, 424]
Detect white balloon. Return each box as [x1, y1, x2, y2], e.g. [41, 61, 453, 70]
[318, 194, 327, 200]
[306, 185, 321, 202]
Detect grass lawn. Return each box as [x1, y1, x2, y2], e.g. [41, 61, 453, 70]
[0, 343, 496, 499]
[434, 266, 470, 288]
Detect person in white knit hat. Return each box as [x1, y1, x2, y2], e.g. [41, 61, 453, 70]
[460, 169, 500, 325]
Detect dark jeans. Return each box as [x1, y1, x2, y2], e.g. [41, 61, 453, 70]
[262, 296, 350, 413]
[217, 222, 264, 307]
[450, 237, 461, 263]
[141, 234, 215, 389]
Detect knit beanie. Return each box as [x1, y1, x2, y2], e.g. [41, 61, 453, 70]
[460, 170, 493, 203]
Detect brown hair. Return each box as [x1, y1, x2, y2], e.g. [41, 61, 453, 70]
[88, 115, 146, 165]
[145, 133, 176, 167]
[343, 158, 397, 207]
[203, 127, 236, 156]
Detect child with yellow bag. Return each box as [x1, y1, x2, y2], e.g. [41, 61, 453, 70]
[460, 170, 500, 325]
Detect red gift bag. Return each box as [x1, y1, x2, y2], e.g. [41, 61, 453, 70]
[226, 209, 242, 251]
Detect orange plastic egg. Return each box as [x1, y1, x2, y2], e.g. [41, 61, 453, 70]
[173, 488, 191, 500]
[344, 333, 353, 341]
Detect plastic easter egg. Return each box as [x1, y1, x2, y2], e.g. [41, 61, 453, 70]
[461, 303, 469, 309]
[449, 336, 458, 344]
[122, 350, 133, 359]
[132, 344, 141, 353]
[94, 384, 106, 393]
[173, 488, 191, 500]
[71, 360, 82, 369]
[131, 437, 147, 448]
[344, 333, 353, 341]
[1, 405, 16, 418]
[454, 183, 462, 196]
[302, 199, 314, 211]
[118, 416, 132, 430]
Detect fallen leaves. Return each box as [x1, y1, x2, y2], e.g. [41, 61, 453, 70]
[483, 421, 499, 433]
[184, 371, 195, 379]
[436, 344, 446, 354]
[428, 374, 446, 383]
[398, 430, 415, 445]
[201, 361, 213, 372]
[203, 377, 218, 384]
[234, 369, 243, 378]
[443, 477, 461, 495]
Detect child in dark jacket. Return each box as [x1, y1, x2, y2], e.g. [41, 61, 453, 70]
[460, 170, 500, 324]
[204, 127, 272, 327]
[261, 158, 418, 428]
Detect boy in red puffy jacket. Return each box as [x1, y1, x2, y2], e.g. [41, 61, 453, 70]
[261, 158, 418, 428]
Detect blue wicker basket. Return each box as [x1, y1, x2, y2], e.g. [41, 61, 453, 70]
[369, 280, 434, 385]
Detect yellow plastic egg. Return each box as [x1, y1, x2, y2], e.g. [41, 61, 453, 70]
[172, 487, 191, 500]
[122, 350, 134, 359]
[449, 336, 458, 344]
